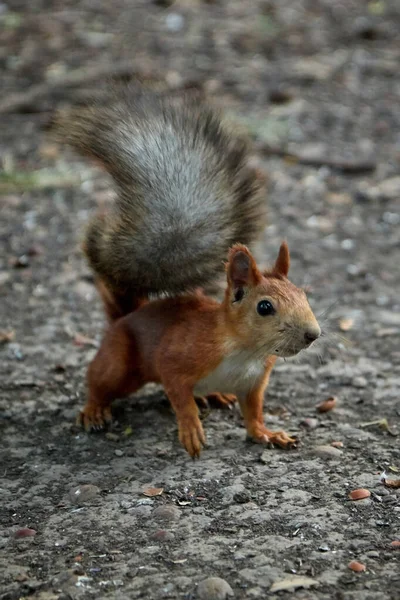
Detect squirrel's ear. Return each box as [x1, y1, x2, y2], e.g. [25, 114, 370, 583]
[273, 241, 290, 277]
[227, 245, 262, 290]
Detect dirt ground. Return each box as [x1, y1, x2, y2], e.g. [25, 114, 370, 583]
[1, 1, 400, 599]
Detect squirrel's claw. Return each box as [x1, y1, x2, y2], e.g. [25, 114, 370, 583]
[77, 405, 113, 432]
[206, 392, 237, 409]
[248, 425, 298, 450]
[178, 416, 206, 459]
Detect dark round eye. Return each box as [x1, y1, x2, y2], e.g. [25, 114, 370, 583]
[257, 300, 275, 316]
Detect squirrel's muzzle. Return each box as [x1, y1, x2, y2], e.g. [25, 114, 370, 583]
[303, 326, 321, 346]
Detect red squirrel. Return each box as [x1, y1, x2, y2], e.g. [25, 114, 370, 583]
[57, 85, 321, 458]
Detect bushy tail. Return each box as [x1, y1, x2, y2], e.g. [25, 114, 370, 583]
[55, 85, 267, 319]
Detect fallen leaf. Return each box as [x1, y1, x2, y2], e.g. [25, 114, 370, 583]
[316, 396, 338, 413]
[388, 466, 399, 473]
[359, 418, 397, 436]
[123, 426, 133, 437]
[383, 478, 400, 489]
[142, 487, 164, 497]
[349, 488, 371, 501]
[348, 560, 366, 572]
[270, 575, 319, 592]
[14, 528, 36, 538]
[339, 318, 354, 331]
[0, 329, 15, 344]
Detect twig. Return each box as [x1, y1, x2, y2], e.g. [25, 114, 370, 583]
[257, 143, 376, 173]
[0, 61, 155, 114]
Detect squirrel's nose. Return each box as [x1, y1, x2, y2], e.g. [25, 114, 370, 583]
[304, 327, 321, 345]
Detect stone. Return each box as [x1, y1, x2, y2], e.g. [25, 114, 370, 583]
[352, 376, 368, 388]
[313, 445, 343, 459]
[152, 505, 181, 523]
[197, 577, 234, 599]
[68, 484, 100, 506]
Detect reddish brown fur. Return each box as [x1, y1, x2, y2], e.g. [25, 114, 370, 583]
[80, 243, 320, 457]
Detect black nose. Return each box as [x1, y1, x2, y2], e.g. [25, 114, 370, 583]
[304, 330, 320, 344]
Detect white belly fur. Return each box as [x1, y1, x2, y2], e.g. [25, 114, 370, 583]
[193, 350, 266, 397]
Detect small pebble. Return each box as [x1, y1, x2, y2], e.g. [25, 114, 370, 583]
[352, 376, 367, 388]
[316, 396, 337, 413]
[197, 577, 234, 600]
[105, 432, 120, 442]
[13, 255, 30, 268]
[301, 418, 319, 429]
[114, 449, 124, 457]
[233, 491, 251, 504]
[390, 540, 400, 548]
[151, 529, 175, 542]
[314, 445, 343, 459]
[349, 489, 371, 501]
[152, 505, 181, 524]
[165, 12, 184, 32]
[374, 487, 389, 496]
[69, 484, 100, 506]
[331, 441, 344, 448]
[348, 560, 366, 572]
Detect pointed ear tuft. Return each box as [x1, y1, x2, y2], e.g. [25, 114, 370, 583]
[274, 241, 290, 277]
[227, 244, 262, 289]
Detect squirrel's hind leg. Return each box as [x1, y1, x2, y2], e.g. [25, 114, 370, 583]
[206, 393, 237, 409]
[96, 278, 146, 323]
[78, 320, 143, 432]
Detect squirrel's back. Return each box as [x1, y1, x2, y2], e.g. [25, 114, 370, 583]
[57, 86, 267, 301]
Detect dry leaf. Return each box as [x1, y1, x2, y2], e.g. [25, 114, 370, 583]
[349, 488, 371, 501]
[359, 418, 397, 436]
[339, 318, 354, 331]
[0, 329, 15, 343]
[270, 576, 318, 592]
[14, 528, 36, 538]
[383, 478, 400, 489]
[317, 396, 338, 413]
[142, 487, 164, 497]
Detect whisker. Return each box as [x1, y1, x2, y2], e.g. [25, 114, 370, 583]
[317, 299, 340, 320]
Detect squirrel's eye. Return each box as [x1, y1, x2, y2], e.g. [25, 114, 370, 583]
[257, 300, 275, 316]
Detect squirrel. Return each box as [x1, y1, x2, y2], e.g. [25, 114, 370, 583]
[57, 85, 321, 458]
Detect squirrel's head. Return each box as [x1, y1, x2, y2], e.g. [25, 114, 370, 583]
[224, 242, 321, 358]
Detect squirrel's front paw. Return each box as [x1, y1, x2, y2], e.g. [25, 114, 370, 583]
[178, 416, 206, 458]
[77, 404, 113, 432]
[248, 424, 298, 449]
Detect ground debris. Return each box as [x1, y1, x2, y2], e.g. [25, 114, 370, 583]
[270, 575, 319, 592]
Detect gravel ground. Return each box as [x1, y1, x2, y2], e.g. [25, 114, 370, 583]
[1, 1, 399, 599]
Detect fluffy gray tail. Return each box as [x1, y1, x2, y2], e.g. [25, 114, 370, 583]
[56, 85, 267, 315]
